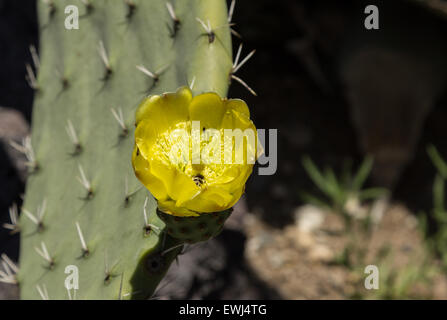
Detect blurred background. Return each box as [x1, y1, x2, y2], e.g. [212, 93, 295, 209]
[3, 0, 447, 299]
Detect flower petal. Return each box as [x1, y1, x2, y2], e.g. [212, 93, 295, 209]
[132, 145, 169, 201]
[224, 98, 250, 118]
[135, 86, 192, 129]
[149, 159, 201, 208]
[158, 199, 199, 217]
[134, 120, 159, 161]
[189, 92, 226, 129]
[185, 183, 245, 213]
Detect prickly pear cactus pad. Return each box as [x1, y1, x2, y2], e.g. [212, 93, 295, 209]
[19, 0, 232, 299]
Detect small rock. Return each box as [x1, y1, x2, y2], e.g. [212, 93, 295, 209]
[344, 194, 368, 219]
[309, 244, 334, 263]
[246, 232, 273, 253]
[294, 230, 315, 249]
[294, 205, 326, 232]
[269, 253, 285, 269]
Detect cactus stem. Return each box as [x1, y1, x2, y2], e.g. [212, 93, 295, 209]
[36, 284, 49, 300]
[166, 2, 181, 37]
[2, 203, 20, 234]
[77, 164, 94, 199]
[66, 120, 82, 155]
[9, 136, 39, 172]
[110, 108, 128, 137]
[75, 222, 90, 258]
[21, 0, 233, 299]
[22, 199, 47, 233]
[98, 41, 113, 80]
[0, 254, 19, 284]
[34, 241, 54, 269]
[25, 63, 39, 91]
[29, 45, 40, 70]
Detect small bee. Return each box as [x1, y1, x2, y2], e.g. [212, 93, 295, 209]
[193, 174, 205, 187]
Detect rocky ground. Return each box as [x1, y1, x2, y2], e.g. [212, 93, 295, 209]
[245, 202, 447, 299]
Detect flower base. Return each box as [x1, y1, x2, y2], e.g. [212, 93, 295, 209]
[156, 208, 233, 244]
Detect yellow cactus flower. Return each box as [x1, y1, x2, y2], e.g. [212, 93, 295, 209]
[132, 86, 261, 217]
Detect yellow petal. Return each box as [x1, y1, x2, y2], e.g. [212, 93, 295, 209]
[182, 185, 238, 213]
[217, 164, 253, 194]
[149, 159, 200, 207]
[131, 145, 168, 201]
[224, 98, 250, 118]
[158, 199, 199, 217]
[221, 112, 258, 165]
[134, 120, 159, 160]
[135, 86, 192, 129]
[189, 92, 226, 129]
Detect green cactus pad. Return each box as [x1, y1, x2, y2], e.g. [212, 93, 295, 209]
[18, 0, 232, 299]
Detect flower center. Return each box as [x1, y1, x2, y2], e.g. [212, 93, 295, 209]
[152, 121, 228, 187]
